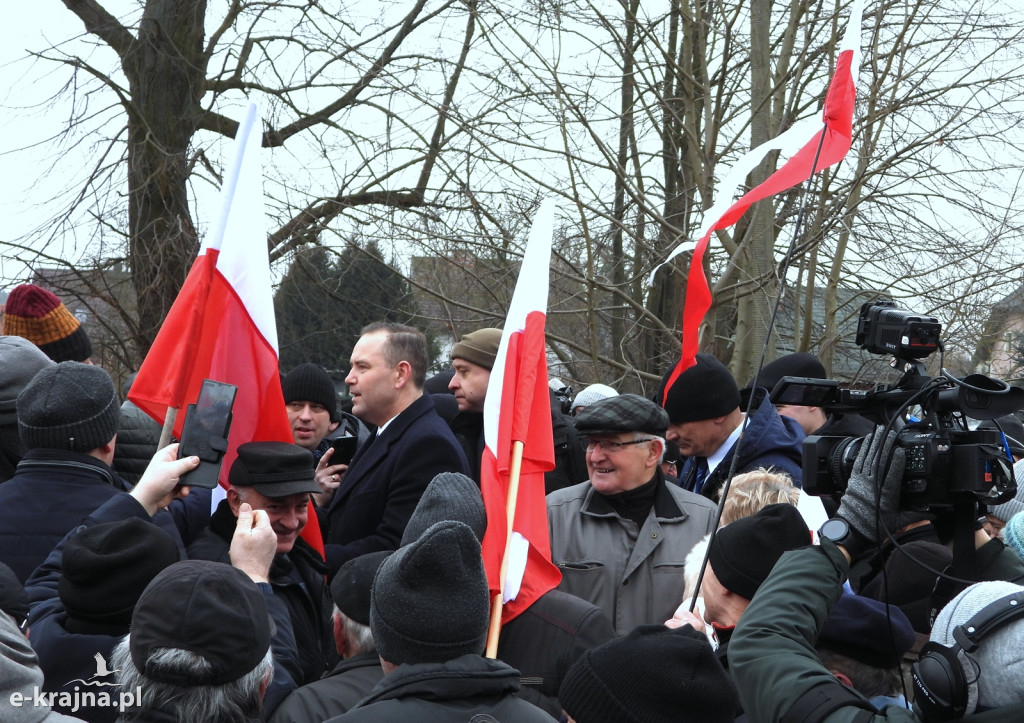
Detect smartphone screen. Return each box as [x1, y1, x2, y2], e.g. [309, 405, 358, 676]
[330, 436, 359, 465]
[178, 380, 237, 488]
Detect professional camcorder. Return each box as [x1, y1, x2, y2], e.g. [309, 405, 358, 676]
[771, 301, 1023, 511]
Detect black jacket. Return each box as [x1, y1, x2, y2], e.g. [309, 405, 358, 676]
[320, 394, 469, 574]
[187, 499, 336, 685]
[0, 449, 132, 582]
[324, 654, 553, 722]
[497, 589, 615, 717]
[268, 651, 385, 723]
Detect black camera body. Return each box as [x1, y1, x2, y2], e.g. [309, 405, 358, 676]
[774, 301, 1021, 511]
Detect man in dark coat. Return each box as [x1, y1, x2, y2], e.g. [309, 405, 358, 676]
[326, 520, 551, 722]
[0, 335, 53, 483]
[0, 362, 130, 582]
[187, 441, 335, 686]
[660, 353, 805, 500]
[269, 551, 388, 723]
[317, 322, 468, 574]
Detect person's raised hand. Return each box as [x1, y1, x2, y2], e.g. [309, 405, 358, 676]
[131, 443, 200, 516]
[230, 503, 277, 584]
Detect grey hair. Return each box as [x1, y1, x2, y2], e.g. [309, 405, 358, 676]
[111, 636, 273, 722]
[634, 433, 667, 463]
[334, 604, 376, 655]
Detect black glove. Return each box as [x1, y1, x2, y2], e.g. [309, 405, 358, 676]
[836, 425, 906, 543]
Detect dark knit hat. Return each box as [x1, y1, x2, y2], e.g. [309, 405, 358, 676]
[371, 520, 489, 665]
[59, 518, 179, 633]
[0, 562, 28, 627]
[660, 354, 740, 424]
[749, 352, 827, 394]
[0, 336, 54, 426]
[559, 624, 737, 723]
[401, 472, 486, 546]
[16, 361, 119, 452]
[229, 441, 320, 497]
[575, 394, 669, 437]
[281, 363, 338, 421]
[130, 560, 272, 686]
[450, 328, 502, 370]
[709, 503, 810, 600]
[819, 593, 916, 667]
[3, 283, 93, 362]
[330, 550, 392, 626]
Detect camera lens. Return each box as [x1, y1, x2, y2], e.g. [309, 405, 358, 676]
[830, 436, 863, 491]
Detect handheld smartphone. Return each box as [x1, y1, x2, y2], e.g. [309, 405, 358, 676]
[177, 379, 237, 488]
[329, 436, 359, 466]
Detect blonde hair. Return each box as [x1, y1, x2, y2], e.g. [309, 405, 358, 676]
[719, 469, 799, 526]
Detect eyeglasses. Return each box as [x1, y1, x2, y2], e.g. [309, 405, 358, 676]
[585, 437, 652, 452]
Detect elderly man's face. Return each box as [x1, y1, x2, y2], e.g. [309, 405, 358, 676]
[228, 488, 309, 554]
[585, 433, 660, 495]
[666, 417, 728, 458]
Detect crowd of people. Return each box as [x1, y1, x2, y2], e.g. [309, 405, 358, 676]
[1, 281, 1023, 722]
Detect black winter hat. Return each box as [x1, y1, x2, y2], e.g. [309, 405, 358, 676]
[819, 592, 916, 667]
[130, 560, 272, 686]
[559, 624, 737, 723]
[330, 550, 392, 626]
[281, 362, 338, 421]
[401, 472, 486, 546]
[708, 503, 811, 600]
[229, 441, 320, 497]
[371, 520, 489, 665]
[574, 394, 669, 437]
[59, 518, 179, 633]
[660, 354, 740, 424]
[749, 352, 827, 394]
[16, 361, 119, 452]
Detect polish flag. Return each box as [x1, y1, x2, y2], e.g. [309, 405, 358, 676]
[480, 198, 562, 623]
[656, 0, 863, 393]
[129, 104, 323, 552]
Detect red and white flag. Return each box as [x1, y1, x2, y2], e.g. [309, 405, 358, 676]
[656, 0, 863, 394]
[480, 198, 562, 623]
[128, 104, 322, 551]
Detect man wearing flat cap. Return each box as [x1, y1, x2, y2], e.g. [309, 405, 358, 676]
[547, 394, 717, 635]
[659, 353, 805, 501]
[187, 441, 336, 686]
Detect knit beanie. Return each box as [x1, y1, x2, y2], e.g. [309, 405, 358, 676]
[1005, 510, 1024, 563]
[748, 352, 827, 394]
[450, 328, 502, 370]
[281, 363, 338, 421]
[572, 383, 619, 411]
[708, 503, 811, 600]
[660, 354, 741, 424]
[0, 336, 55, 426]
[930, 580, 1024, 712]
[401, 472, 486, 545]
[59, 518, 179, 633]
[559, 624, 737, 723]
[3, 283, 93, 362]
[987, 458, 1024, 524]
[17, 361, 119, 452]
[371, 520, 489, 665]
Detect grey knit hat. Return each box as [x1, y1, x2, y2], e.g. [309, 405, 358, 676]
[0, 336, 54, 426]
[17, 361, 119, 452]
[930, 580, 1024, 712]
[371, 520, 489, 665]
[572, 383, 619, 411]
[401, 472, 486, 545]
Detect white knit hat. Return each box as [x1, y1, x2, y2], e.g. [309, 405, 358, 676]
[572, 383, 618, 411]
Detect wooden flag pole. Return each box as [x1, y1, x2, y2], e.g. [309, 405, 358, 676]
[484, 439, 526, 658]
[157, 406, 178, 448]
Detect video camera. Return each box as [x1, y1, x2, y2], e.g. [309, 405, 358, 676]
[771, 301, 1022, 511]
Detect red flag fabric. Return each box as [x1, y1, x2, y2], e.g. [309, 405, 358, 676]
[128, 104, 323, 554]
[660, 0, 863, 398]
[480, 198, 561, 623]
